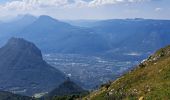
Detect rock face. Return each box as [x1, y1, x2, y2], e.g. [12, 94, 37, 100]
[0, 37, 66, 96]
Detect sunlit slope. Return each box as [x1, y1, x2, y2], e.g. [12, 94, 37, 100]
[85, 45, 170, 100]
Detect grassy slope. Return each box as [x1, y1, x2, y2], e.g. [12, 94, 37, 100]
[84, 46, 170, 100]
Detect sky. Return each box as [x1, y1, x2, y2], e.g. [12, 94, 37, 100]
[0, 0, 170, 20]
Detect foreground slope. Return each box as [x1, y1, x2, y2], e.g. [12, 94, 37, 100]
[0, 37, 66, 96]
[85, 45, 170, 100]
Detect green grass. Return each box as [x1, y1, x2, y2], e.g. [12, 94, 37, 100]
[84, 45, 170, 100]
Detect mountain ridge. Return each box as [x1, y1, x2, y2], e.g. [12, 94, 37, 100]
[1, 15, 170, 57]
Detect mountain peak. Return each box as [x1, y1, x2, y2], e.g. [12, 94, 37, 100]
[39, 15, 53, 19]
[0, 38, 66, 96]
[13, 14, 37, 23]
[5, 37, 42, 59]
[8, 37, 31, 45]
[45, 79, 86, 99]
[7, 37, 35, 47]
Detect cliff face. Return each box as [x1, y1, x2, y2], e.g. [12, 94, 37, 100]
[0, 37, 66, 96]
[85, 45, 170, 100]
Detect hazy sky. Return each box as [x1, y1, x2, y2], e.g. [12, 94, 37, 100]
[0, 0, 170, 20]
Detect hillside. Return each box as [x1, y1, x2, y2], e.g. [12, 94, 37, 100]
[0, 37, 66, 96]
[44, 78, 87, 100]
[84, 45, 170, 100]
[92, 19, 170, 55]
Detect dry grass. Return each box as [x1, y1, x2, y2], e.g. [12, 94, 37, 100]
[84, 45, 170, 100]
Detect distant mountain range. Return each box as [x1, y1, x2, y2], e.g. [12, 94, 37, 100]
[85, 44, 170, 100]
[0, 15, 36, 36]
[64, 20, 100, 27]
[0, 15, 170, 59]
[0, 15, 37, 46]
[0, 15, 109, 54]
[0, 15, 170, 60]
[93, 19, 170, 53]
[0, 37, 66, 96]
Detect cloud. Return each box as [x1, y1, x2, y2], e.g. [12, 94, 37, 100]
[0, 0, 151, 11]
[88, 0, 152, 6]
[155, 7, 162, 12]
[0, 0, 69, 11]
[88, 0, 124, 7]
[0, 0, 158, 20]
